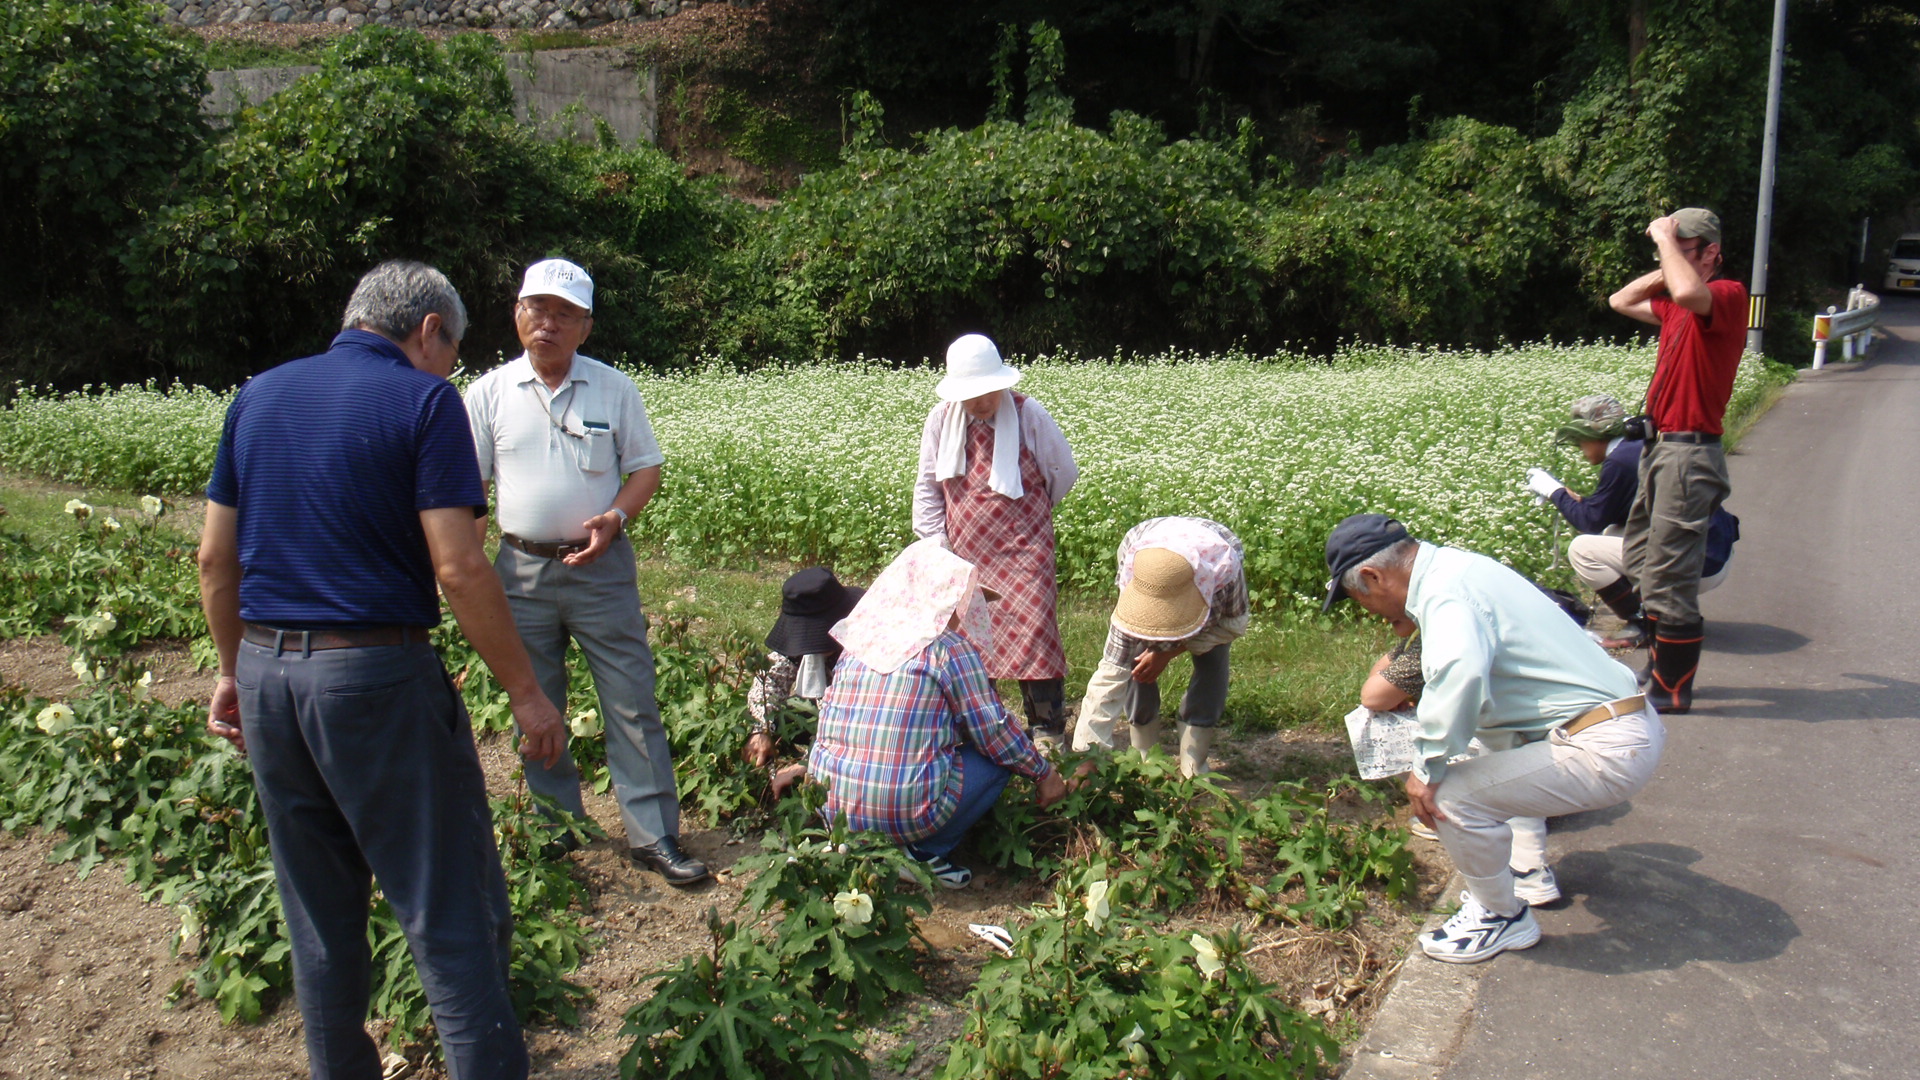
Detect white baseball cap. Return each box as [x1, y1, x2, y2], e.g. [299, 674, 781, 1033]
[935, 334, 1022, 402]
[519, 258, 594, 313]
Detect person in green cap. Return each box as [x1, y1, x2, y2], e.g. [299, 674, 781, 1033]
[1523, 393, 1737, 649]
[1606, 208, 1747, 713]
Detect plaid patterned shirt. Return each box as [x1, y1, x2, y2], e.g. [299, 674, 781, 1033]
[809, 630, 1055, 844]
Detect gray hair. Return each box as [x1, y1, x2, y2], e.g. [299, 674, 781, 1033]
[1341, 539, 1419, 597]
[341, 261, 468, 343]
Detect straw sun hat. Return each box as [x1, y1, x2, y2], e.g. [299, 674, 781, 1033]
[1112, 547, 1209, 641]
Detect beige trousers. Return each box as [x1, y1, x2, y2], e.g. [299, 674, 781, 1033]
[1434, 708, 1665, 915]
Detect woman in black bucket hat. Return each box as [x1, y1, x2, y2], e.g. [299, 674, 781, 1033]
[744, 567, 865, 768]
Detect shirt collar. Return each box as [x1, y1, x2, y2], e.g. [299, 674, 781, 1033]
[329, 329, 413, 366]
[1403, 541, 1440, 613]
[1606, 436, 1626, 456]
[509, 352, 584, 387]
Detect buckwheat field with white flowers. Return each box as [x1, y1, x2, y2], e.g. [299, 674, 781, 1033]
[0, 342, 1783, 611]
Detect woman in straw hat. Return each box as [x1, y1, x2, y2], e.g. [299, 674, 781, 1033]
[1071, 517, 1248, 777]
[912, 334, 1078, 743]
[809, 538, 1068, 888]
[744, 567, 865, 769]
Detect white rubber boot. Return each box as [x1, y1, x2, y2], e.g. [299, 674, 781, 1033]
[1128, 717, 1163, 754]
[1177, 723, 1215, 778]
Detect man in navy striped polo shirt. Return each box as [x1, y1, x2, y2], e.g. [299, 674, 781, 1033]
[197, 261, 565, 1080]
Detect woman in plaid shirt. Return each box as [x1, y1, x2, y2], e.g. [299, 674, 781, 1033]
[809, 539, 1067, 888]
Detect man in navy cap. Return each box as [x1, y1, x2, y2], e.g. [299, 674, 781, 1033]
[1324, 514, 1665, 963]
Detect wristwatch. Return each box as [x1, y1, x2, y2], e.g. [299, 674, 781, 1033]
[610, 506, 629, 526]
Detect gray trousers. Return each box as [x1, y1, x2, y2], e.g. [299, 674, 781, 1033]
[1128, 641, 1232, 729]
[238, 637, 524, 1080]
[1623, 440, 1730, 626]
[495, 536, 680, 847]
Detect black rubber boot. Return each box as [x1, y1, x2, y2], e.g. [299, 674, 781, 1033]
[1646, 622, 1703, 714]
[1593, 578, 1651, 649]
[1019, 678, 1067, 742]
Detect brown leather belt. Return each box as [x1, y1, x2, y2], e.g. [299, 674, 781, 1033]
[1563, 695, 1647, 737]
[501, 533, 589, 559]
[243, 623, 431, 652]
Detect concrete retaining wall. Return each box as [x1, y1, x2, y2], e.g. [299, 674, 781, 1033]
[203, 47, 658, 146]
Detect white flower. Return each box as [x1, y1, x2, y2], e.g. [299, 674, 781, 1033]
[1190, 933, 1223, 978]
[80, 611, 117, 640]
[134, 671, 154, 701]
[72, 658, 95, 684]
[1084, 878, 1111, 932]
[111, 736, 127, 750]
[832, 890, 874, 925]
[1119, 1023, 1148, 1065]
[36, 703, 76, 736]
[101, 516, 120, 532]
[63, 500, 92, 520]
[568, 709, 600, 738]
[141, 495, 165, 517]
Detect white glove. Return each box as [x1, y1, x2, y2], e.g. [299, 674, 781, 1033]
[1524, 468, 1564, 501]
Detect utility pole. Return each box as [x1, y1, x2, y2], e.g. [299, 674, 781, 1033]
[1746, 0, 1789, 354]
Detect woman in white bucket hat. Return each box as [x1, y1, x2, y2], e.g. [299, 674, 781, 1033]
[912, 334, 1078, 742]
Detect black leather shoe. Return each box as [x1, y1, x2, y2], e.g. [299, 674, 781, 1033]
[631, 836, 711, 887]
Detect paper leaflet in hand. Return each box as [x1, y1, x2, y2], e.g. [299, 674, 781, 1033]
[1343, 705, 1421, 780]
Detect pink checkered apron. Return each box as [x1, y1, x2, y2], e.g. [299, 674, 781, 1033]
[942, 395, 1067, 680]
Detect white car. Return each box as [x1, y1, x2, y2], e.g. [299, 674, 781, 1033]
[1884, 233, 1920, 293]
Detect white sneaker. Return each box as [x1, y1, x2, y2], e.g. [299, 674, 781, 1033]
[1511, 864, 1561, 906]
[1421, 893, 1541, 964]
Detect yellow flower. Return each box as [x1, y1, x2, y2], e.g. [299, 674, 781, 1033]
[63, 499, 92, 520]
[1119, 1023, 1148, 1066]
[134, 671, 154, 701]
[71, 658, 95, 684]
[101, 515, 121, 532]
[36, 703, 76, 736]
[569, 709, 600, 738]
[832, 890, 874, 924]
[140, 495, 165, 517]
[1084, 878, 1111, 932]
[1190, 933, 1223, 978]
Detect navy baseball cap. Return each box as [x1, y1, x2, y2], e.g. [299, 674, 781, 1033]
[1322, 514, 1412, 611]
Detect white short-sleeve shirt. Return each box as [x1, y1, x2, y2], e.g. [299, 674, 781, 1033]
[464, 353, 664, 542]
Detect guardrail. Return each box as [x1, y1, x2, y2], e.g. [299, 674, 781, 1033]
[1811, 285, 1879, 369]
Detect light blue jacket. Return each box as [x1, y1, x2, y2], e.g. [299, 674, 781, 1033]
[1408, 543, 1638, 784]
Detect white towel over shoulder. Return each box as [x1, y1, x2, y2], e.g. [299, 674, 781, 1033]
[933, 391, 1023, 499]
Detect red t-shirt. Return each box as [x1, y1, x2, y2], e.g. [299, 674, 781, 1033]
[1647, 277, 1747, 435]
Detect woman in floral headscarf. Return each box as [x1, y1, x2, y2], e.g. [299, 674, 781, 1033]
[808, 538, 1067, 888]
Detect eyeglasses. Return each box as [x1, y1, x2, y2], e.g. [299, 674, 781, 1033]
[518, 301, 588, 327]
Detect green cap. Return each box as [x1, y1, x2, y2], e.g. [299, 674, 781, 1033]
[1672, 207, 1722, 246]
[1553, 393, 1627, 445]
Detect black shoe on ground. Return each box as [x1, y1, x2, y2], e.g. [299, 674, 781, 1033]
[632, 836, 711, 887]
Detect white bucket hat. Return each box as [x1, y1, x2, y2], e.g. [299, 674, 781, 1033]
[519, 258, 594, 313]
[935, 334, 1023, 402]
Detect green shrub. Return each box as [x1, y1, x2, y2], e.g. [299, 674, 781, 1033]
[0, 0, 208, 382]
[620, 909, 869, 1080]
[730, 790, 931, 1022]
[760, 112, 1268, 357]
[940, 867, 1337, 1080]
[126, 28, 744, 380]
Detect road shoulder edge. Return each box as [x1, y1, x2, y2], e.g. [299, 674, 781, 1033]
[1341, 872, 1481, 1080]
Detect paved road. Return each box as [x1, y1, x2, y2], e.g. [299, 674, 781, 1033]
[1439, 298, 1920, 1079]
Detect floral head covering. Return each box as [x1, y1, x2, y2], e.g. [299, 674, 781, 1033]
[830, 538, 994, 674]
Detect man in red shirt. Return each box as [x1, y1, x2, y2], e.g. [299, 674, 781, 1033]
[1607, 208, 1747, 712]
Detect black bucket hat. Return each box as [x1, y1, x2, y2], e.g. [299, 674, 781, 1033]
[766, 567, 865, 657]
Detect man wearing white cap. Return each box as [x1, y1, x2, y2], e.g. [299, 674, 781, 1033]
[464, 258, 708, 886]
[913, 334, 1078, 742]
[1070, 517, 1248, 777]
